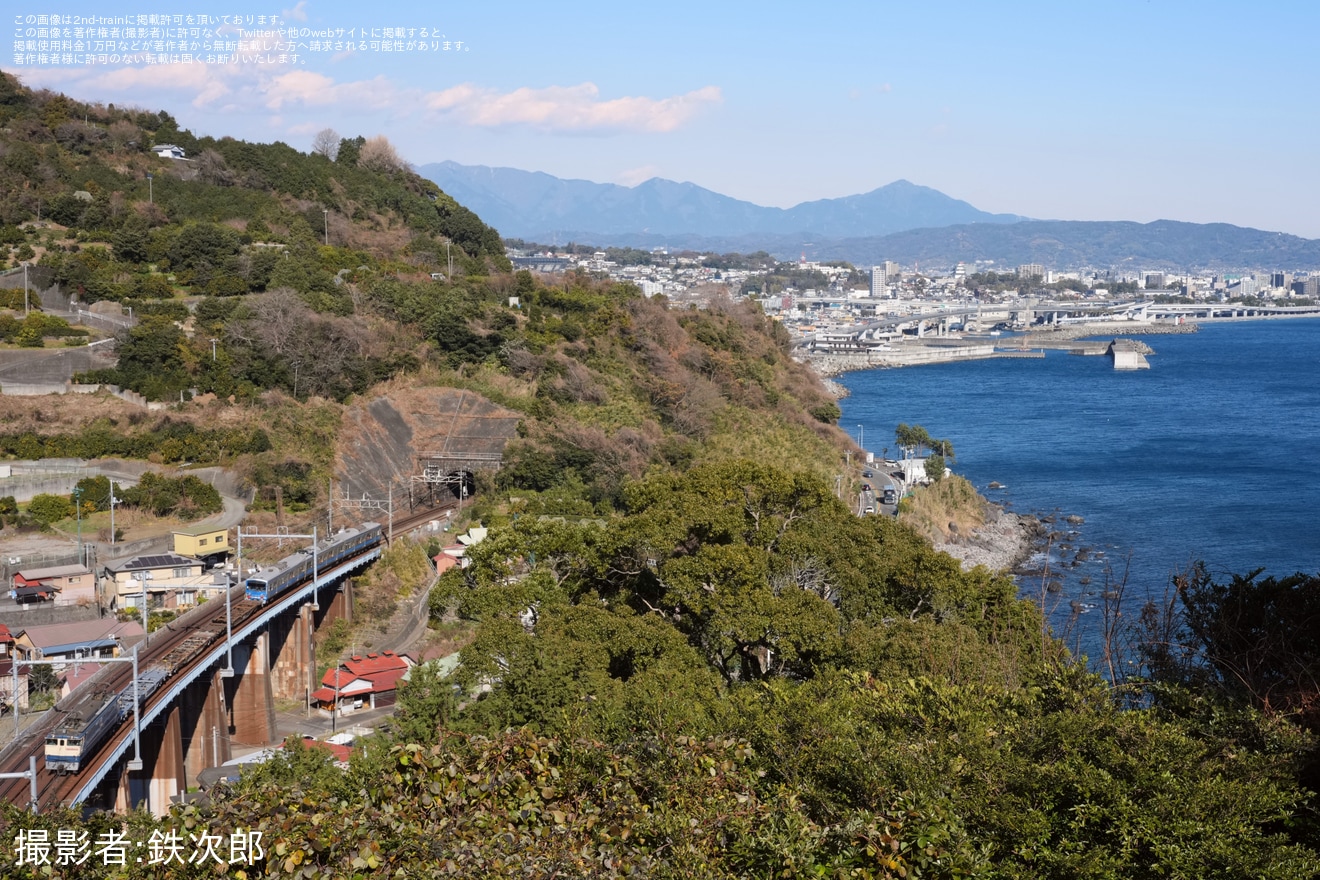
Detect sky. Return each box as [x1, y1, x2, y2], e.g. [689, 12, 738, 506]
[9, 1, 1320, 237]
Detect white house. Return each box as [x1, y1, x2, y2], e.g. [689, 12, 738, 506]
[151, 144, 186, 160]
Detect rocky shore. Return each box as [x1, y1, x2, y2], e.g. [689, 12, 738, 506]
[935, 505, 1046, 574]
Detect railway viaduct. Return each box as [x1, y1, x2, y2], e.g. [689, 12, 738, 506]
[0, 530, 381, 816]
[0, 385, 521, 815]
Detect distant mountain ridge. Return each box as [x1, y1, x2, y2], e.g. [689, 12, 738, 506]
[417, 161, 1024, 241]
[418, 161, 1320, 271]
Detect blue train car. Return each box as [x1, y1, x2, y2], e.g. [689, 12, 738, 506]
[244, 523, 381, 603]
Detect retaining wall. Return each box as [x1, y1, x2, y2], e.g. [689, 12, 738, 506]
[0, 601, 103, 629]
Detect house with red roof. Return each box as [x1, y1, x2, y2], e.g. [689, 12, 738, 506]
[310, 650, 414, 715]
[0, 623, 14, 657]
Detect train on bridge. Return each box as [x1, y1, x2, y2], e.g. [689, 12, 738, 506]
[42, 522, 384, 777]
[245, 522, 382, 602]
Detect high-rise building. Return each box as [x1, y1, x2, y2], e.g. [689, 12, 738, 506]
[1144, 272, 1166, 290]
[1017, 263, 1044, 281]
[870, 266, 888, 298]
[954, 262, 967, 280]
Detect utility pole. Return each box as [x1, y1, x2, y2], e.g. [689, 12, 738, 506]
[323, 209, 329, 246]
[22, 261, 29, 317]
[147, 172, 153, 204]
[73, 486, 84, 567]
[210, 338, 218, 362]
[108, 484, 118, 546]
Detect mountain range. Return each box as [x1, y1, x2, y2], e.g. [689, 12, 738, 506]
[417, 161, 1022, 242]
[418, 161, 1320, 271]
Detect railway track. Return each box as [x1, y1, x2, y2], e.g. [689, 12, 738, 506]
[388, 499, 460, 540]
[0, 523, 403, 812]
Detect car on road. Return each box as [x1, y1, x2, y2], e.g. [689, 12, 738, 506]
[864, 506, 875, 514]
[861, 484, 872, 492]
[862, 470, 873, 478]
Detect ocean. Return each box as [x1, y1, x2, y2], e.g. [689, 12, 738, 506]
[838, 318, 1320, 653]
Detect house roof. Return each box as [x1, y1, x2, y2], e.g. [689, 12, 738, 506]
[172, 524, 228, 537]
[14, 564, 92, 581]
[0, 624, 12, 642]
[0, 659, 27, 679]
[62, 662, 108, 693]
[343, 651, 412, 677]
[107, 553, 202, 574]
[15, 619, 145, 651]
[279, 738, 353, 764]
[318, 651, 413, 694]
[313, 676, 372, 697]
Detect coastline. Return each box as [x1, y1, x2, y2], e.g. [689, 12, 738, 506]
[802, 321, 1199, 380]
[934, 505, 1044, 574]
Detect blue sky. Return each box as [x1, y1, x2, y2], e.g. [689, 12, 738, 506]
[10, 1, 1320, 236]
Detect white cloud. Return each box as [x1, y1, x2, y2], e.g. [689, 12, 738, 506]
[15, 63, 244, 109]
[282, 1, 309, 22]
[424, 82, 722, 133]
[259, 70, 399, 111]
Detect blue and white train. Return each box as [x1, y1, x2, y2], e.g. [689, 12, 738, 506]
[244, 522, 382, 602]
[44, 523, 382, 774]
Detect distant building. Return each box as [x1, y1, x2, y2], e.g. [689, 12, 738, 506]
[870, 266, 888, 298]
[510, 256, 570, 273]
[1017, 264, 1045, 281]
[1144, 272, 1166, 290]
[151, 144, 186, 160]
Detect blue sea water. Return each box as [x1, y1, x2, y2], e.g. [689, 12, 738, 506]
[838, 319, 1320, 649]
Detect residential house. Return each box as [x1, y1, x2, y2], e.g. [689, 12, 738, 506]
[60, 661, 108, 698]
[0, 659, 28, 711]
[151, 144, 186, 159]
[310, 651, 414, 715]
[103, 553, 220, 611]
[0, 623, 13, 656]
[12, 619, 145, 664]
[172, 525, 231, 566]
[10, 564, 96, 606]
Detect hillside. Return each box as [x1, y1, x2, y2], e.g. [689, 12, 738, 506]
[2, 73, 1319, 878]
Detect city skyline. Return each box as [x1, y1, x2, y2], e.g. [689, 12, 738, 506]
[8, 1, 1320, 236]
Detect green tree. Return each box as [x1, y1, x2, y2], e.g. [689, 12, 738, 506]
[28, 665, 59, 693]
[925, 453, 946, 481]
[26, 492, 73, 524]
[74, 475, 112, 511]
[895, 422, 933, 458]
